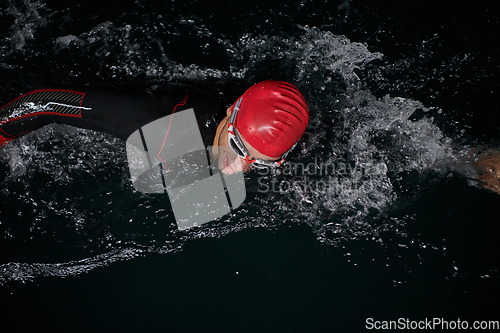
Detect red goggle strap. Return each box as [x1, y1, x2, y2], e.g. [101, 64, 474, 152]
[244, 155, 256, 164]
[228, 122, 234, 135]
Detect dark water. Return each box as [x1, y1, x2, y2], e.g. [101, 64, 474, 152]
[1, 0, 499, 331]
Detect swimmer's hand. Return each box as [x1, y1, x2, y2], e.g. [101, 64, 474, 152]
[472, 148, 500, 195]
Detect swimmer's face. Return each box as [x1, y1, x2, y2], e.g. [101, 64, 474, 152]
[215, 105, 281, 175]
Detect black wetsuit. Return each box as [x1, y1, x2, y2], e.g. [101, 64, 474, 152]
[0, 85, 226, 146]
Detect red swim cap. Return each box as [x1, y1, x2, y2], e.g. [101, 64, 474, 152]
[233, 80, 309, 158]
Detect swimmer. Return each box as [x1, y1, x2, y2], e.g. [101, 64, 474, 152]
[4, 79, 495, 198]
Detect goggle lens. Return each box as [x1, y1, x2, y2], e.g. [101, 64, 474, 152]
[229, 137, 245, 158]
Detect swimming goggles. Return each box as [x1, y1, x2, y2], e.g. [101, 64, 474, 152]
[227, 97, 295, 169]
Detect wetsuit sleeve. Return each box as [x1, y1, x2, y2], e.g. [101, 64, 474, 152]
[0, 85, 224, 145]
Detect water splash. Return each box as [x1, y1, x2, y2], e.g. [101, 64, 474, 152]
[0, 15, 462, 283]
[0, 0, 49, 58]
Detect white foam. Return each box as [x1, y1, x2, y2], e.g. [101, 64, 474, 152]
[0, 0, 48, 56]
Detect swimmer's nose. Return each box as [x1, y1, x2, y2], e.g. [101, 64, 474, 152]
[230, 155, 251, 173]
